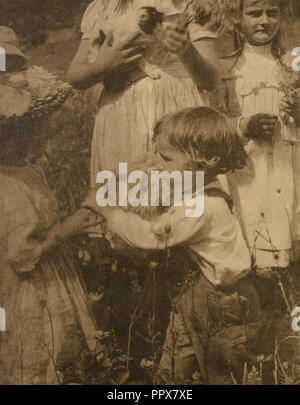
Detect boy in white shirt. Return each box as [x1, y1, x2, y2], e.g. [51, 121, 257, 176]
[59, 107, 262, 383]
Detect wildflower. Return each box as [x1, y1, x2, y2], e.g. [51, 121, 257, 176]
[279, 52, 300, 123]
[94, 330, 110, 340]
[78, 249, 91, 266]
[111, 261, 118, 273]
[149, 261, 159, 269]
[256, 354, 266, 363]
[88, 292, 104, 303]
[192, 371, 202, 381]
[151, 222, 166, 237]
[95, 330, 104, 339]
[140, 359, 154, 369]
[247, 366, 261, 385]
[105, 232, 116, 249]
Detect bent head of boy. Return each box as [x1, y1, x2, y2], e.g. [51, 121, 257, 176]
[152, 106, 247, 182]
[113, 107, 246, 220]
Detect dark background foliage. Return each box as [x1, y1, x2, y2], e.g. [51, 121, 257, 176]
[1, 0, 300, 45]
[0, 0, 90, 45]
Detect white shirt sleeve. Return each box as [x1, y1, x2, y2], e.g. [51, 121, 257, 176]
[82, 193, 207, 250]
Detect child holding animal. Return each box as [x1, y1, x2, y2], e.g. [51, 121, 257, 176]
[68, 0, 222, 181]
[0, 29, 102, 384]
[82, 107, 262, 384]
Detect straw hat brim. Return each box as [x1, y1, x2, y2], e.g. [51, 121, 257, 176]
[2, 43, 27, 60]
[0, 65, 75, 137]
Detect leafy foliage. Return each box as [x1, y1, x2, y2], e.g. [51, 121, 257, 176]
[0, 0, 90, 46]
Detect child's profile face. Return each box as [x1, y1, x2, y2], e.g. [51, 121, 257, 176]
[155, 133, 191, 174]
[240, 0, 281, 45]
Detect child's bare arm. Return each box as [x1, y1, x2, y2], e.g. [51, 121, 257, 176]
[180, 38, 219, 91]
[163, 23, 219, 91]
[42, 208, 104, 252]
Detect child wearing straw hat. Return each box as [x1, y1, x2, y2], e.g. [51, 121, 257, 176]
[0, 28, 103, 385]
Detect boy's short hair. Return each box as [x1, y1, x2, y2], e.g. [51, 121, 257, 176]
[153, 106, 247, 174]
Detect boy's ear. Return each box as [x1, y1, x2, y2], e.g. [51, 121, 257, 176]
[202, 156, 221, 167]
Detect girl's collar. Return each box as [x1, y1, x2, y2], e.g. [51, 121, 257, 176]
[243, 42, 273, 57]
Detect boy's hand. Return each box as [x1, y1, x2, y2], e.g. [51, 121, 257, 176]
[42, 209, 105, 252]
[240, 114, 278, 141]
[163, 23, 189, 54]
[62, 208, 105, 237]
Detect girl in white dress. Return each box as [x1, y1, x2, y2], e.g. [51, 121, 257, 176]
[68, 0, 221, 182]
[217, 0, 300, 276]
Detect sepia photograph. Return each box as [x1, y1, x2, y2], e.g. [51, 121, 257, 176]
[1, 0, 300, 389]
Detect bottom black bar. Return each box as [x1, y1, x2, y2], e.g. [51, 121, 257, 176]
[0, 384, 298, 401]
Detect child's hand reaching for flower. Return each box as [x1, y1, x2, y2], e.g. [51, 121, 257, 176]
[42, 209, 105, 252]
[240, 114, 278, 141]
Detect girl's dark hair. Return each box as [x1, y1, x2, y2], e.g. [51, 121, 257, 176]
[234, 0, 287, 59]
[153, 107, 247, 175]
[0, 118, 42, 164]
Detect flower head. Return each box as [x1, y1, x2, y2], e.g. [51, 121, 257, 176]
[140, 359, 154, 369]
